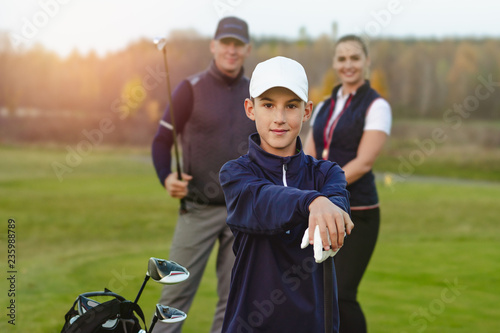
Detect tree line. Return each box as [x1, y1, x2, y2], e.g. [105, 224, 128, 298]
[0, 31, 499, 145]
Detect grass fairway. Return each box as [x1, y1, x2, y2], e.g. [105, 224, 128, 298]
[362, 179, 500, 333]
[1, 145, 499, 332]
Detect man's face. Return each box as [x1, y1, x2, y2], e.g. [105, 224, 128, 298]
[210, 37, 251, 78]
[245, 87, 312, 157]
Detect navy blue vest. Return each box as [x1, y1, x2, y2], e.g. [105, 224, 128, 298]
[312, 81, 380, 207]
[182, 62, 256, 205]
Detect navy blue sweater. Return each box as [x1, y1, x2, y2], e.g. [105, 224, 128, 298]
[220, 134, 350, 333]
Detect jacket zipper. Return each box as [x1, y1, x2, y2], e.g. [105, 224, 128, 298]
[282, 163, 288, 187]
[283, 163, 290, 234]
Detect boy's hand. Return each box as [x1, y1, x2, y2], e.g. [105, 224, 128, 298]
[307, 196, 354, 251]
[165, 172, 193, 199]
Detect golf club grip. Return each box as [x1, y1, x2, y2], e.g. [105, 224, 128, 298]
[175, 161, 187, 214]
[175, 165, 187, 214]
[179, 198, 187, 214]
[324, 257, 333, 333]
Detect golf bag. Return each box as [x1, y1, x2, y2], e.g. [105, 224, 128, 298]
[61, 289, 146, 333]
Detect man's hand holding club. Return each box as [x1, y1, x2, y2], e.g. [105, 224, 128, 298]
[165, 172, 193, 199]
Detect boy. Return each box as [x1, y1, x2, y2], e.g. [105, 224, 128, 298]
[219, 56, 354, 333]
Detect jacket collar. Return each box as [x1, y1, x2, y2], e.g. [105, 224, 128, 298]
[331, 80, 371, 101]
[208, 60, 245, 86]
[247, 133, 306, 174]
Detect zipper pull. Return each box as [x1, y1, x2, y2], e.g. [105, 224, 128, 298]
[282, 163, 288, 187]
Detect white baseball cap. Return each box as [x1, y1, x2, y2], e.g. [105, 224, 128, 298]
[249, 56, 309, 102]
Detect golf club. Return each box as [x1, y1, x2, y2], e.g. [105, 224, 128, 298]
[147, 257, 190, 284]
[324, 257, 334, 333]
[153, 36, 187, 215]
[147, 304, 187, 333]
[133, 257, 190, 305]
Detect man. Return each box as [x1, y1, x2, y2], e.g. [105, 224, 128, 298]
[151, 16, 255, 333]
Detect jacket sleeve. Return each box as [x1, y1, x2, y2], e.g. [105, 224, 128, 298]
[318, 162, 351, 216]
[220, 161, 324, 235]
[151, 80, 193, 187]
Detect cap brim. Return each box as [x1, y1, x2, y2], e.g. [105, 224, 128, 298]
[251, 81, 308, 102]
[215, 33, 249, 44]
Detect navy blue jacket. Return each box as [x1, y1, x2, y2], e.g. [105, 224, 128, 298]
[220, 133, 350, 333]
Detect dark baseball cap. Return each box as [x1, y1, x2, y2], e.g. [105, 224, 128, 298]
[213, 16, 249, 44]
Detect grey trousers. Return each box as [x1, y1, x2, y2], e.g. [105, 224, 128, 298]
[152, 203, 235, 333]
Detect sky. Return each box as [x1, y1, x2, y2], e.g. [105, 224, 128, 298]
[0, 0, 499, 57]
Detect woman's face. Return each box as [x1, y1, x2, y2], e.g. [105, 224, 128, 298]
[333, 40, 369, 88]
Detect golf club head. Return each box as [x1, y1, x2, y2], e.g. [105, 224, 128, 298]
[155, 304, 187, 323]
[77, 295, 118, 329]
[147, 257, 189, 284]
[153, 37, 167, 51]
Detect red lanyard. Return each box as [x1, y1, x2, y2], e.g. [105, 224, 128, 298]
[322, 94, 353, 160]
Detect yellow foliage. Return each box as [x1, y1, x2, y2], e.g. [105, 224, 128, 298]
[310, 68, 336, 105]
[145, 99, 161, 123]
[370, 68, 390, 99]
[121, 77, 147, 118]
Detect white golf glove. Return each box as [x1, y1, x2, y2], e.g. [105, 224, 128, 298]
[300, 225, 340, 263]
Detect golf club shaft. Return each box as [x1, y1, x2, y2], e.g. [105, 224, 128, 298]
[162, 47, 187, 214]
[148, 316, 158, 333]
[324, 257, 333, 333]
[133, 275, 150, 305]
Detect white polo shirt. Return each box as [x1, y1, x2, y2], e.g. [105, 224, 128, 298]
[311, 87, 392, 136]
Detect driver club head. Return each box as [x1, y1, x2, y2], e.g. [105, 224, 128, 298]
[147, 257, 189, 284]
[153, 37, 167, 51]
[155, 304, 187, 323]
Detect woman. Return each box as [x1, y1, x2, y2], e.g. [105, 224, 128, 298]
[304, 35, 392, 333]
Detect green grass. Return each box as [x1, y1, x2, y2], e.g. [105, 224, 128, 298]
[374, 119, 500, 182]
[375, 145, 500, 182]
[1, 144, 499, 332]
[0, 145, 218, 332]
[361, 180, 500, 333]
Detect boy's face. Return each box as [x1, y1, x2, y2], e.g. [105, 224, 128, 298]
[245, 87, 313, 157]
